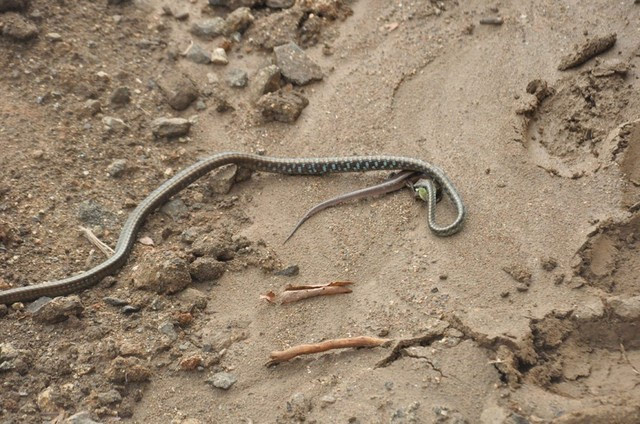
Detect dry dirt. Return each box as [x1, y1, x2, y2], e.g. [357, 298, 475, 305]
[1, 0, 640, 423]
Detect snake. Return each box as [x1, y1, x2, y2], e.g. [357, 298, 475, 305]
[0, 152, 465, 305]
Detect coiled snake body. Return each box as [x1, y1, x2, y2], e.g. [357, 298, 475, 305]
[0, 152, 465, 305]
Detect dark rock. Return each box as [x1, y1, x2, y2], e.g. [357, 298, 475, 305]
[151, 117, 191, 138]
[103, 296, 129, 307]
[0, 0, 30, 12]
[159, 321, 178, 340]
[208, 0, 259, 9]
[226, 68, 248, 88]
[132, 251, 192, 294]
[189, 257, 226, 282]
[65, 411, 101, 424]
[257, 89, 309, 123]
[206, 372, 237, 389]
[110, 86, 131, 105]
[274, 42, 323, 85]
[190, 18, 226, 38]
[77, 200, 112, 226]
[275, 265, 299, 276]
[121, 305, 140, 314]
[31, 295, 84, 324]
[157, 74, 199, 111]
[1, 12, 38, 41]
[541, 257, 557, 272]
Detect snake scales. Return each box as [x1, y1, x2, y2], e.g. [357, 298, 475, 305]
[0, 152, 465, 305]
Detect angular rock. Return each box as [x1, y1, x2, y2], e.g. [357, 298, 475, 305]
[210, 47, 229, 65]
[97, 389, 122, 405]
[226, 68, 248, 88]
[257, 89, 309, 123]
[206, 372, 237, 390]
[274, 42, 323, 85]
[102, 116, 129, 132]
[31, 295, 84, 324]
[207, 163, 238, 194]
[190, 18, 227, 39]
[186, 44, 211, 64]
[106, 356, 151, 383]
[133, 252, 192, 294]
[161, 198, 188, 220]
[106, 159, 127, 178]
[275, 264, 299, 276]
[177, 287, 209, 310]
[151, 117, 191, 138]
[110, 86, 131, 105]
[225, 7, 253, 34]
[189, 257, 226, 282]
[1, 12, 38, 41]
[252, 65, 281, 97]
[157, 74, 199, 111]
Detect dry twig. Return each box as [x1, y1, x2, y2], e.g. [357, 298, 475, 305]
[267, 336, 390, 366]
[79, 226, 114, 257]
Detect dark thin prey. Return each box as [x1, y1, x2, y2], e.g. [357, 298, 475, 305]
[0, 152, 465, 305]
[284, 170, 421, 244]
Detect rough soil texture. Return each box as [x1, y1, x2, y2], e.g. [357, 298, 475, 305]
[1, 1, 640, 423]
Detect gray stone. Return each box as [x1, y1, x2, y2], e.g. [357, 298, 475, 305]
[102, 116, 129, 132]
[106, 159, 127, 177]
[252, 65, 281, 97]
[151, 117, 191, 138]
[189, 257, 226, 282]
[161, 198, 188, 219]
[191, 233, 235, 261]
[266, 0, 294, 8]
[225, 7, 253, 34]
[77, 200, 112, 226]
[181, 227, 202, 244]
[257, 89, 309, 123]
[25, 296, 52, 313]
[208, 164, 238, 194]
[274, 42, 323, 85]
[206, 372, 237, 390]
[121, 305, 140, 314]
[246, 8, 302, 50]
[110, 86, 131, 105]
[226, 69, 248, 88]
[159, 321, 178, 340]
[190, 18, 226, 39]
[275, 265, 299, 276]
[65, 411, 101, 424]
[211, 47, 229, 65]
[186, 44, 211, 64]
[31, 295, 84, 324]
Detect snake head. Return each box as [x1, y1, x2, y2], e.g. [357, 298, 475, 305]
[412, 178, 443, 203]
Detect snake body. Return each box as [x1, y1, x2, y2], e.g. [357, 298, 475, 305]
[0, 152, 465, 305]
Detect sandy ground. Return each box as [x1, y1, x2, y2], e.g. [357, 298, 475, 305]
[1, 0, 639, 423]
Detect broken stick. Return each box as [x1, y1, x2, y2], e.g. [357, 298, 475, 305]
[267, 336, 390, 366]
